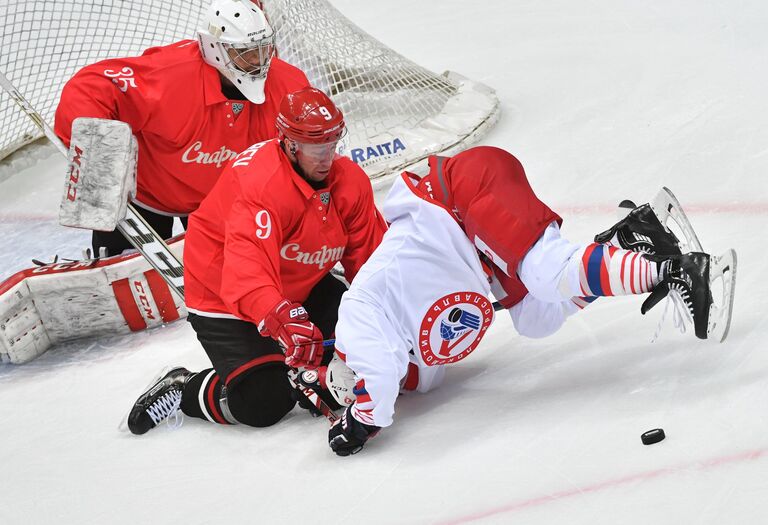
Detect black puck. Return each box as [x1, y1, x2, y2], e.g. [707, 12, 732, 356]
[641, 428, 665, 445]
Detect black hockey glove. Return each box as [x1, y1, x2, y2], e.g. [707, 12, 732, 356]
[328, 406, 380, 456]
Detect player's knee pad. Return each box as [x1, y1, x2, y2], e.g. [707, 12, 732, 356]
[226, 365, 296, 427]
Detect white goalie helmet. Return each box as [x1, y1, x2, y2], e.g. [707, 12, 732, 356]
[197, 0, 275, 104]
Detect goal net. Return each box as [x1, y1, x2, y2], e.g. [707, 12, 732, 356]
[0, 0, 499, 179]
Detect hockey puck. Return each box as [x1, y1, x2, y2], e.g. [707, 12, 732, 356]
[641, 428, 665, 445]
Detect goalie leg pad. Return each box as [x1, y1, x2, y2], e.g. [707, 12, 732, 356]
[0, 237, 186, 364]
[0, 279, 53, 364]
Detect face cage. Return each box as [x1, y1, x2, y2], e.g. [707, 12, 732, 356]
[293, 127, 349, 160]
[222, 38, 275, 78]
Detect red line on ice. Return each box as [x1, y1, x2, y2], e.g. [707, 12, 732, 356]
[438, 447, 768, 524]
[558, 202, 768, 215]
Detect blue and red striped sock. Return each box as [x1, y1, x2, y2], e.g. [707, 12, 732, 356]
[577, 243, 659, 297]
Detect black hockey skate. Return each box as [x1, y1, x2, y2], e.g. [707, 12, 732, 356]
[123, 367, 193, 435]
[595, 203, 682, 255]
[595, 187, 703, 255]
[640, 250, 737, 342]
[641, 253, 711, 339]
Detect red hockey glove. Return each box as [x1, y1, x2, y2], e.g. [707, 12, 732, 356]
[259, 299, 324, 369]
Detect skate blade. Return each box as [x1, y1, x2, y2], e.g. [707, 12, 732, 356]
[708, 249, 737, 343]
[651, 187, 704, 253]
[117, 365, 179, 433]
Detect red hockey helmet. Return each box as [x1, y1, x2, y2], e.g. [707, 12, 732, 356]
[276, 88, 346, 145]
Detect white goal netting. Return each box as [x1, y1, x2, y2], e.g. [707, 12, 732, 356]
[0, 0, 499, 179]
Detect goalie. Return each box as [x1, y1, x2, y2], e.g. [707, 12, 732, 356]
[54, 0, 309, 257]
[1, 0, 311, 364]
[324, 146, 737, 456]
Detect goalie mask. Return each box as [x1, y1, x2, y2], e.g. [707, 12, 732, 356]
[197, 0, 275, 104]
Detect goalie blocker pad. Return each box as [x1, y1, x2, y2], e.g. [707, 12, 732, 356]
[0, 236, 186, 365]
[59, 117, 138, 231]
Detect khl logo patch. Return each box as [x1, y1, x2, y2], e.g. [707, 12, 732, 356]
[418, 291, 494, 366]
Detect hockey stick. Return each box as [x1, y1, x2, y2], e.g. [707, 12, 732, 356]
[0, 70, 185, 298]
[286, 368, 340, 423]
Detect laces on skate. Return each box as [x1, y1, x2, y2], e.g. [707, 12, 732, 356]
[651, 287, 693, 343]
[145, 390, 184, 430]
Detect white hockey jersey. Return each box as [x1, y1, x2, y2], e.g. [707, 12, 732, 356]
[335, 173, 496, 427]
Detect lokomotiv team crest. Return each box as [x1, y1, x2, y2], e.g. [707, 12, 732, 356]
[418, 291, 494, 366]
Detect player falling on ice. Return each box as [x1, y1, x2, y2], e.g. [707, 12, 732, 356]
[324, 146, 737, 456]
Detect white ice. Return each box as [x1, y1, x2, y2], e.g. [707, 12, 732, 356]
[1, 1, 767, 523]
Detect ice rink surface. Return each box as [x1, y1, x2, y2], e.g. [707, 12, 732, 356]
[1, 1, 767, 523]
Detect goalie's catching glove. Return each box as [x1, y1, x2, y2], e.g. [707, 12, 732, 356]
[259, 299, 324, 369]
[328, 405, 380, 456]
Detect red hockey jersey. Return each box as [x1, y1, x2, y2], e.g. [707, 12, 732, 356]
[184, 139, 386, 325]
[54, 40, 309, 215]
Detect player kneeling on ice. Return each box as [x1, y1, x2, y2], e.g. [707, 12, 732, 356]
[123, 88, 386, 435]
[326, 146, 737, 456]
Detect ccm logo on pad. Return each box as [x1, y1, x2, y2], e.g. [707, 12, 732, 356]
[66, 145, 84, 202]
[133, 280, 156, 321]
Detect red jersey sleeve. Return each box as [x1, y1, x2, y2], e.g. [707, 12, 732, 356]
[54, 56, 155, 147]
[335, 159, 387, 282]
